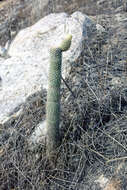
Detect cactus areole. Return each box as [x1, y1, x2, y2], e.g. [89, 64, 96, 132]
[46, 34, 72, 156]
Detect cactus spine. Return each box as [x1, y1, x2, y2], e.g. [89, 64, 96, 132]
[46, 34, 72, 157]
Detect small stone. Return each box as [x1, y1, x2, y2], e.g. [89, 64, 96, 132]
[0, 46, 7, 57]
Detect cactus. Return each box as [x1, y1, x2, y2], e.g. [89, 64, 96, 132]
[46, 34, 72, 158]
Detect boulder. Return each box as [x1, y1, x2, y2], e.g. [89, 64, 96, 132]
[0, 12, 101, 128]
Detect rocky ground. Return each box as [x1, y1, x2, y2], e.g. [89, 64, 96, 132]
[0, 0, 26, 45]
[1, 0, 127, 190]
[0, 0, 49, 45]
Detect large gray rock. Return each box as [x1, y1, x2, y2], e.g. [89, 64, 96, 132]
[0, 12, 101, 126]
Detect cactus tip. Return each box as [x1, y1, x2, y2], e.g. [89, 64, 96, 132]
[59, 34, 72, 52]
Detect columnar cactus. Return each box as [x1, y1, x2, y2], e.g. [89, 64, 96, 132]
[46, 34, 72, 157]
